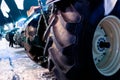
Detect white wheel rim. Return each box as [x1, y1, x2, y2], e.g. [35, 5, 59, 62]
[92, 16, 120, 76]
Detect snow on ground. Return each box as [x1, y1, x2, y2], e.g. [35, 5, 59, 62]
[0, 38, 55, 80]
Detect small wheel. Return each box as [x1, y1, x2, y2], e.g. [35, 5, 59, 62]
[84, 15, 120, 80]
[92, 16, 120, 76]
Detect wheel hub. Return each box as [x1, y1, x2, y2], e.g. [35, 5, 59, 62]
[92, 16, 120, 76]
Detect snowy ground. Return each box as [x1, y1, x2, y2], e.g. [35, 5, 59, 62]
[0, 38, 55, 80]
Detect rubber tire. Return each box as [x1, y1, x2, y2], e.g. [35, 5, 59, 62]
[48, 0, 120, 80]
[80, 0, 120, 80]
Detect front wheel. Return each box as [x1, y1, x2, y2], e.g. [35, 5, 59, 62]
[86, 15, 120, 80]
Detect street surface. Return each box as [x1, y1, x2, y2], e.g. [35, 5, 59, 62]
[0, 38, 55, 80]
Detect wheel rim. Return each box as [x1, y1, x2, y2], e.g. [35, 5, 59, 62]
[92, 16, 120, 76]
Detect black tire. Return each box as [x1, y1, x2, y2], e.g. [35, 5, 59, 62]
[5, 32, 10, 41]
[24, 36, 48, 68]
[47, 0, 120, 80]
[79, 0, 120, 80]
[23, 16, 48, 68]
